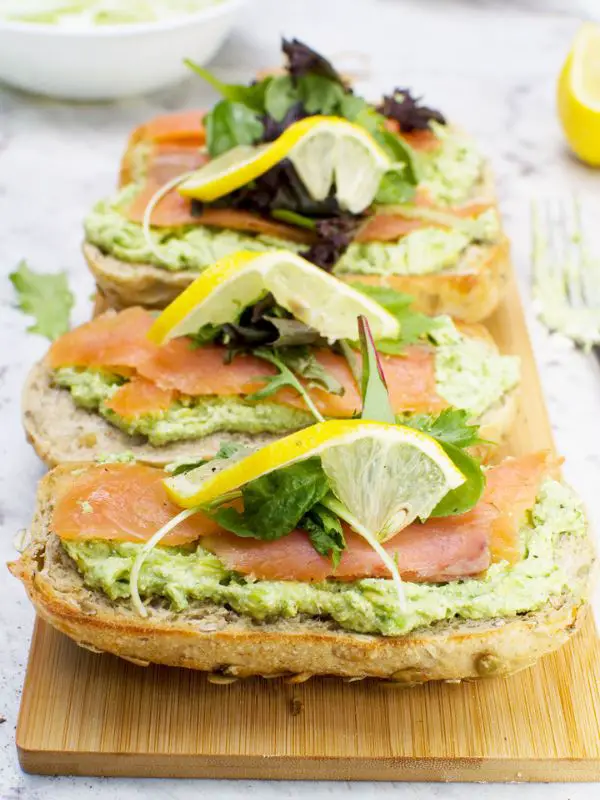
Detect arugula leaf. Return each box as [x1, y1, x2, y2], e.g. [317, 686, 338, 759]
[168, 442, 249, 476]
[358, 315, 395, 424]
[204, 100, 264, 157]
[429, 442, 485, 517]
[352, 283, 444, 351]
[10, 260, 74, 341]
[277, 347, 344, 394]
[301, 503, 346, 567]
[185, 59, 268, 111]
[248, 348, 325, 422]
[212, 458, 329, 540]
[264, 75, 299, 122]
[403, 409, 482, 449]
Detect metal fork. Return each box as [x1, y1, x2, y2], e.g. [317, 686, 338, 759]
[532, 197, 600, 351]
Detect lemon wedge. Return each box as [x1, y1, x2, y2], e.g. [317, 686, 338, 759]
[177, 116, 392, 213]
[163, 419, 465, 536]
[148, 249, 400, 345]
[558, 22, 600, 166]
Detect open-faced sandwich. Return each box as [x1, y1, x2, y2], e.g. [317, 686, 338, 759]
[10, 321, 594, 682]
[23, 250, 519, 466]
[83, 39, 510, 321]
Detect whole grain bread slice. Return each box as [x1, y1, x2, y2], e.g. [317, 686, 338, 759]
[8, 465, 595, 682]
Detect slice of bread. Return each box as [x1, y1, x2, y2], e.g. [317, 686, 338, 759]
[8, 465, 594, 682]
[83, 234, 510, 323]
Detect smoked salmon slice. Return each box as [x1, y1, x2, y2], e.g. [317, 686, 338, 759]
[52, 453, 557, 582]
[54, 463, 221, 546]
[48, 307, 156, 373]
[128, 111, 206, 147]
[49, 310, 445, 418]
[104, 377, 175, 419]
[123, 183, 315, 243]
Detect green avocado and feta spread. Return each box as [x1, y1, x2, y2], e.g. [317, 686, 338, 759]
[84, 184, 500, 277]
[2, 1, 222, 26]
[52, 317, 519, 447]
[62, 478, 587, 636]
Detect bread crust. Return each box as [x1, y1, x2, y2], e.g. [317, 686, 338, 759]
[8, 466, 593, 683]
[338, 235, 511, 323]
[83, 234, 511, 323]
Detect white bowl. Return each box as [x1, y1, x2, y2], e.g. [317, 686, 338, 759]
[0, 0, 245, 100]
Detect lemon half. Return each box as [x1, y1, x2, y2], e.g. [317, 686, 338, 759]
[558, 22, 600, 166]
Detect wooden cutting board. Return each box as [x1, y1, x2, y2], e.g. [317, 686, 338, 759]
[16, 271, 600, 781]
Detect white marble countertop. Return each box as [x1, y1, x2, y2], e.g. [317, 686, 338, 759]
[2, 0, 600, 796]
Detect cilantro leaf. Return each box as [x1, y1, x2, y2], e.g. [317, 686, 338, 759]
[248, 348, 325, 422]
[301, 503, 346, 567]
[212, 458, 329, 540]
[204, 100, 264, 157]
[10, 260, 74, 341]
[185, 59, 269, 111]
[403, 409, 482, 449]
[429, 442, 485, 517]
[358, 315, 395, 424]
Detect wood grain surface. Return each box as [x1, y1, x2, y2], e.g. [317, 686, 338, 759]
[16, 271, 600, 781]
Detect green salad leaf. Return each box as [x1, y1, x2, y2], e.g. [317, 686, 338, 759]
[212, 458, 329, 540]
[248, 347, 326, 422]
[404, 408, 482, 449]
[277, 347, 344, 394]
[264, 75, 298, 122]
[167, 442, 248, 477]
[358, 315, 395, 424]
[204, 100, 264, 158]
[301, 503, 346, 567]
[429, 442, 485, 517]
[352, 283, 444, 352]
[10, 260, 74, 341]
[185, 59, 268, 111]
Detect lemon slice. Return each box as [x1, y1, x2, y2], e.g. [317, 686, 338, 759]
[177, 116, 392, 214]
[558, 22, 600, 165]
[164, 419, 465, 532]
[148, 249, 400, 345]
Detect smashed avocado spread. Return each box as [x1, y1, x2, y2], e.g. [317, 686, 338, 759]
[62, 479, 587, 636]
[52, 325, 519, 445]
[84, 185, 500, 276]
